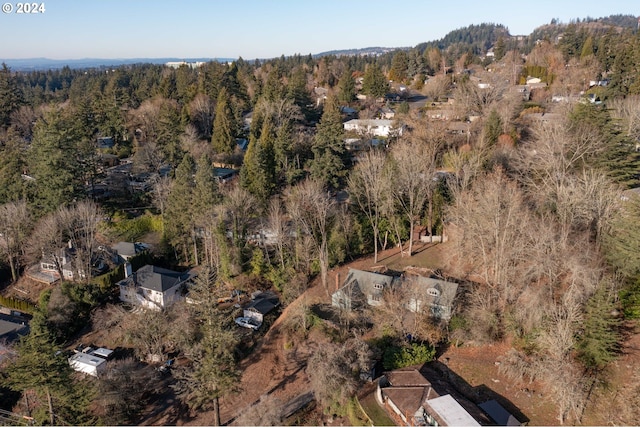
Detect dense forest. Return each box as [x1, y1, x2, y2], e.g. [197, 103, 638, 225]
[1, 14, 640, 426]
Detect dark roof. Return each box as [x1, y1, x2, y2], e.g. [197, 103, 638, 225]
[387, 369, 432, 387]
[343, 268, 396, 295]
[0, 314, 29, 342]
[112, 242, 137, 257]
[120, 265, 191, 292]
[479, 400, 521, 426]
[411, 276, 459, 308]
[245, 298, 278, 315]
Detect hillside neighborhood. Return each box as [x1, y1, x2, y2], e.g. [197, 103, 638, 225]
[2, 13, 640, 427]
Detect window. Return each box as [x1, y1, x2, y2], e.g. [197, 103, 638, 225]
[427, 288, 440, 297]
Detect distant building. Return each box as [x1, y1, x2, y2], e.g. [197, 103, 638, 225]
[165, 61, 205, 69]
[343, 119, 403, 138]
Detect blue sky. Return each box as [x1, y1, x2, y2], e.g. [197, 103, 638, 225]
[0, 0, 636, 59]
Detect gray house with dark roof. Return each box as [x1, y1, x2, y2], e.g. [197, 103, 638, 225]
[332, 269, 398, 311]
[118, 265, 193, 310]
[405, 276, 459, 321]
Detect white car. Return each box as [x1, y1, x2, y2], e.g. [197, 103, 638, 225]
[235, 317, 261, 330]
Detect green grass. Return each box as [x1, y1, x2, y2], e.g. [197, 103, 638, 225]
[358, 393, 395, 426]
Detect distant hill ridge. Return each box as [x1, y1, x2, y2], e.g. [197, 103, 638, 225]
[0, 57, 236, 71]
[2, 14, 636, 71]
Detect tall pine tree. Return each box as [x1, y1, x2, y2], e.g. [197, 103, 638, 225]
[310, 96, 347, 190]
[211, 88, 236, 155]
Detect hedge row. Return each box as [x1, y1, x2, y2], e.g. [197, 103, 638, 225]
[0, 294, 36, 315]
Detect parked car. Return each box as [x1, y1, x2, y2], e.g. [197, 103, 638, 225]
[235, 316, 261, 330]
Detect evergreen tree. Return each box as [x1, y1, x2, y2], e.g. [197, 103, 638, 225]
[211, 88, 236, 155]
[174, 268, 239, 426]
[5, 319, 93, 425]
[287, 67, 313, 121]
[337, 69, 356, 105]
[193, 153, 220, 217]
[310, 96, 347, 190]
[362, 63, 389, 99]
[483, 110, 503, 146]
[28, 109, 83, 213]
[570, 103, 640, 187]
[240, 117, 276, 204]
[389, 51, 409, 83]
[156, 99, 183, 166]
[576, 285, 620, 370]
[165, 154, 196, 263]
[0, 134, 29, 203]
[0, 64, 23, 129]
[494, 36, 506, 60]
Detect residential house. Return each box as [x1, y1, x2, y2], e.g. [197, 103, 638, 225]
[340, 106, 358, 120]
[379, 106, 396, 120]
[332, 269, 397, 311]
[405, 276, 459, 321]
[214, 167, 238, 184]
[28, 243, 98, 284]
[243, 292, 280, 324]
[68, 347, 113, 377]
[343, 119, 403, 138]
[377, 368, 482, 426]
[118, 264, 193, 310]
[0, 312, 29, 343]
[112, 241, 149, 263]
[96, 136, 114, 149]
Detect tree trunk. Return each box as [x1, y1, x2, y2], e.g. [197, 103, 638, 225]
[9, 254, 17, 282]
[408, 219, 414, 257]
[212, 396, 220, 426]
[46, 387, 54, 425]
[193, 232, 199, 266]
[428, 198, 433, 243]
[373, 225, 379, 264]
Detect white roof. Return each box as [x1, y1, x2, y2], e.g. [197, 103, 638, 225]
[69, 352, 107, 368]
[92, 347, 114, 359]
[344, 119, 393, 127]
[425, 394, 480, 426]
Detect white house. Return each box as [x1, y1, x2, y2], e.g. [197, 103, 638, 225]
[343, 119, 403, 138]
[68, 347, 113, 377]
[118, 265, 193, 310]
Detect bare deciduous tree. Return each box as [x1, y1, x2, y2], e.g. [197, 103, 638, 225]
[347, 149, 389, 263]
[447, 168, 535, 327]
[287, 179, 336, 294]
[58, 200, 102, 283]
[389, 130, 441, 256]
[0, 200, 31, 282]
[453, 72, 509, 118]
[610, 95, 640, 145]
[234, 393, 284, 426]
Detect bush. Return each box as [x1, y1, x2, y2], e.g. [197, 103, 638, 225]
[108, 212, 162, 241]
[382, 342, 436, 370]
[0, 294, 36, 314]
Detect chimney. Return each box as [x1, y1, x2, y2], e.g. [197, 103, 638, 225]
[335, 272, 341, 291]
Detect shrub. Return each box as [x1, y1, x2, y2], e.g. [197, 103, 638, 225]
[382, 342, 436, 370]
[0, 294, 36, 314]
